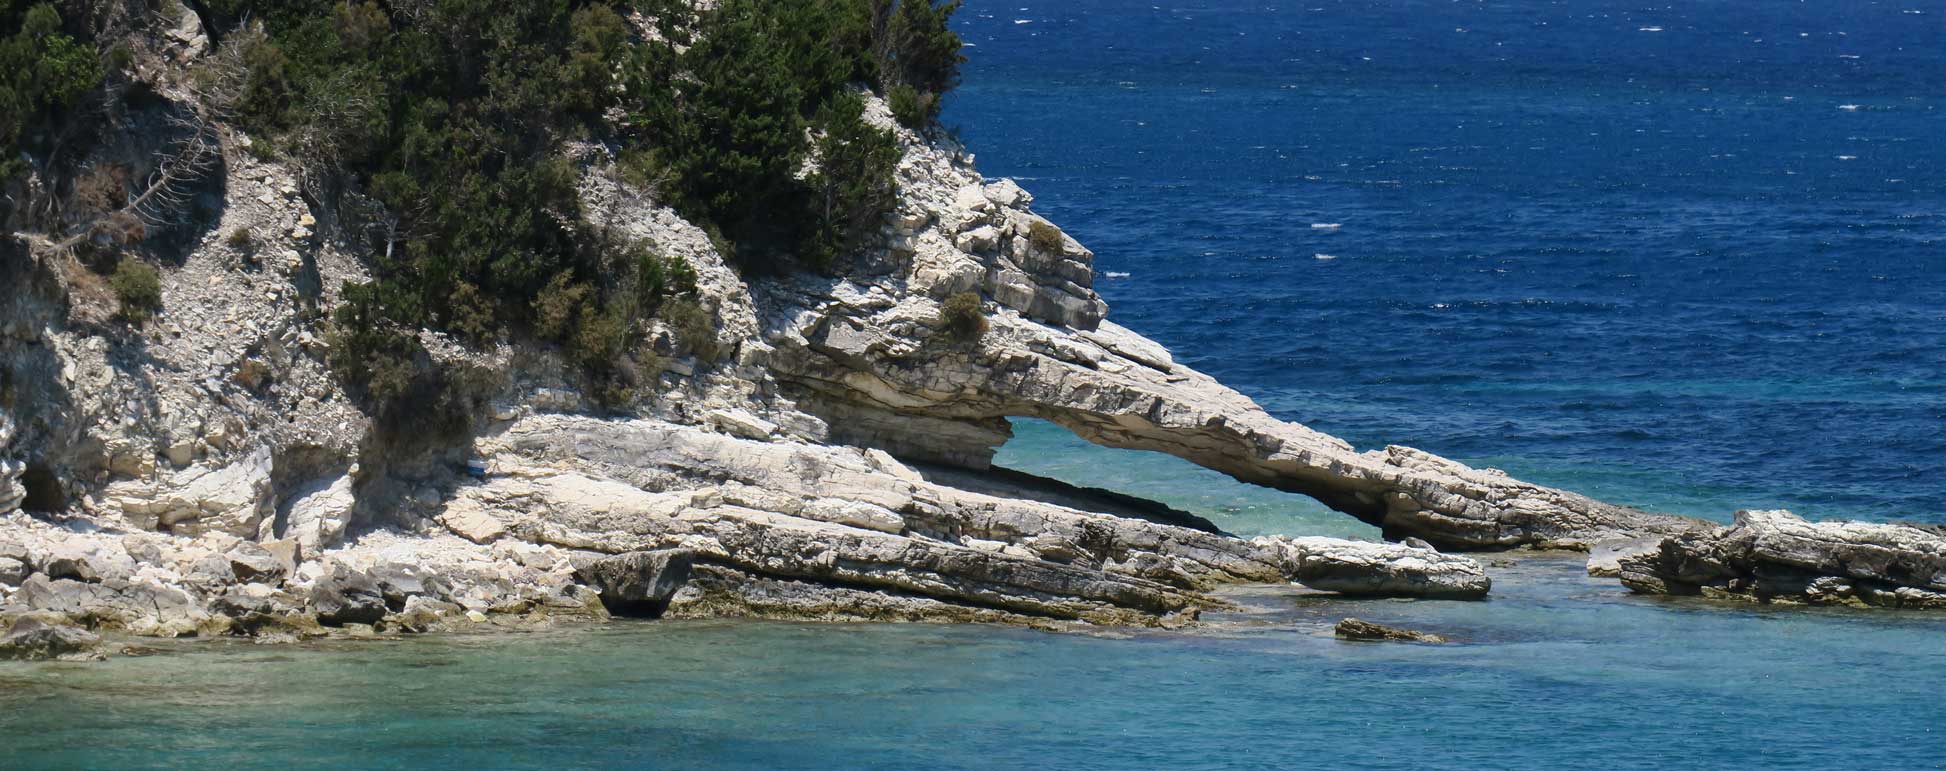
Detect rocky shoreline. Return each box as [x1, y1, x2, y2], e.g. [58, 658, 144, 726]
[3, 3, 1938, 664]
[1605, 510, 1946, 610]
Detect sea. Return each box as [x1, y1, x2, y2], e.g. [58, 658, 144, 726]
[3, 1, 1942, 767]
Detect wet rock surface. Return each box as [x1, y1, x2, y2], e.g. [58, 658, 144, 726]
[0, 618, 106, 661]
[576, 549, 695, 617]
[1616, 510, 1946, 609]
[1334, 618, 1447, 644]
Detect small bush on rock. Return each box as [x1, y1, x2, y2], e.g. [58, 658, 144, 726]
[1027, 221, 1064, 256]
[659, 298, 720, 362]
[938, 291, 985, 343]
[887, 84, 928, 130]
[109, 259, 162, 323]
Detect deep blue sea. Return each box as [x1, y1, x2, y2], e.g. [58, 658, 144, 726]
[4, 2, 1944, 768]
[962, 0, 1946, 536]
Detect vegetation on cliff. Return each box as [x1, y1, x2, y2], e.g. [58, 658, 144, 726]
[0, 0, 964, 422]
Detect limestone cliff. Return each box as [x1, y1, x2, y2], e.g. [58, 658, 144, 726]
[0, 4, 1726, 644]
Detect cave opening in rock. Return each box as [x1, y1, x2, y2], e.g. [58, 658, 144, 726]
[19, 463, 65, 513]
[989, 418, 1377, 540]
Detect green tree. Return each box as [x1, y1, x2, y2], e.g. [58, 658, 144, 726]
[804, 91, 901, 266]
[875, 0, 963, 125]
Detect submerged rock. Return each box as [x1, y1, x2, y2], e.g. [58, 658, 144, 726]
[1334, 618, 1447, 643]
[0, 618, 106, 661]
[1616, 510, 1946, 609]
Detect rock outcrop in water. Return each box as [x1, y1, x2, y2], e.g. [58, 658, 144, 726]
[0, 617, 105, 662]
[1334, 618, 1447, 643]
[1615, 510, 1946, 609]
[756, 136, 1710, 552]
[0, 4, 1761, 648]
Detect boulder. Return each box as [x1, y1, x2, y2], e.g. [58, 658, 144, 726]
[706, 409, 777, 440]
[574, 549, 696, 617]
[282, 473, 357, 553]
[1587, 536, 1663, 577]
[261, 538, 302, 578]
[1268, 536, 1491, 599]
[0, 618, 105, 661]
[0, 556, 28, 586]
[7, 574, 219, 637]
[227, 541, 288, 584]
[308, 568, 388, 626]
[41, 543, 134, 583]
[437, 500, 507, 544]
[0, 458, 23, 515]
[1334, 618, 1447, 644]
[366, 563, 452, 610]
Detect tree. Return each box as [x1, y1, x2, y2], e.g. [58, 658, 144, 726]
[804, 91, 901, 266]
[875, 0, 963, 125]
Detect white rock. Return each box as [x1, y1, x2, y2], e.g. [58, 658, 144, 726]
[437, 500, 507, 544]
[284, 472, 357, 553]
[706, 409, 776, 440]
[956, 225, 1001, 253]
[953, 184, 991, 214]
[982, 179, 1029, 208]
[801, 499, 905, 534]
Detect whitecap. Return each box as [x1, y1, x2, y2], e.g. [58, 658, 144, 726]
[1013, 19, 1032, 24]
[1837, 155, 1858, 160]
[1838, 104, 1861, 111]
[1313, 254, 1337, 261]
[1639, 26, 1663, 32]
[1839, 54, 1861, 59]
[1310, 223, 1342, 230]
[1103, 271, 1131, 279]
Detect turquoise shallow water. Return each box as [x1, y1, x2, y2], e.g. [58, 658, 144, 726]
[5, 557, 1944, 769]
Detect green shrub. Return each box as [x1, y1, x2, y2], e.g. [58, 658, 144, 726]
[659, 298, 720, 362]
[887, 84, 928, 130]
[569, 305, 629, 370]
[532, 272, 592, 341]
[178, 0, 965, 413]
[803, 91, 901, 266]
[875, 1, 964, 127]
[938, 291, 985, 343]
[327, 282, 421, 404]
[1027, 220, 1064, 256]
[109, 259, 162, 324]
[0, 3, 106, 182]
[447, 280, 498, 343]
[226, 229, 255, 250]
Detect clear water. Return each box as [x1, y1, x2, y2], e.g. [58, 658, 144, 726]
[7, 1, 1945, 767]
[6, 558, 1944, 769]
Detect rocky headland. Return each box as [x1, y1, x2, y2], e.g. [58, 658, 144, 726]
[3, 1, 1932, 661]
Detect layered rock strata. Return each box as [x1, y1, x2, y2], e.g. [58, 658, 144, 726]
[758, 132, 1714, 551]
[458, 415, 1490, 626]
[0, 7, 1744, 649]
[1615, 510, 1946, 609]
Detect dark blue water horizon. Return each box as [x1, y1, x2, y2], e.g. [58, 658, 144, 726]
[951, 0, 1946, 528]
